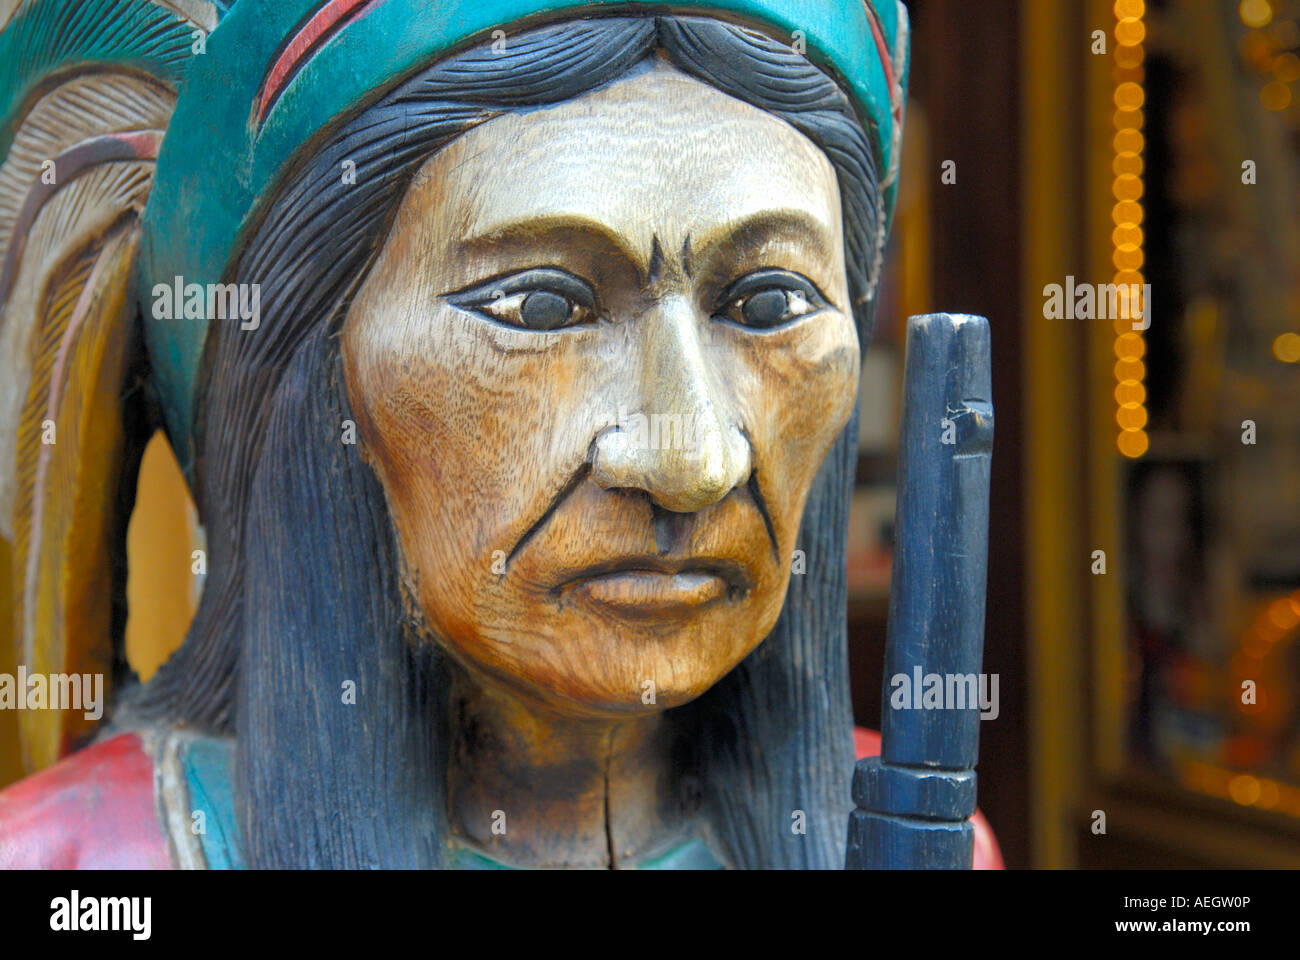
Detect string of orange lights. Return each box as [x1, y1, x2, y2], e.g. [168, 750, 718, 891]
[1113, 0, 1148, 459]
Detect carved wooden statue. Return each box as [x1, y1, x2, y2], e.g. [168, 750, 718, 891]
[0, 0, 997, 869]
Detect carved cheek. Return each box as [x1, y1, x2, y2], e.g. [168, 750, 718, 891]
[343, 299, 600, 635]
[731, 309, 860, 555]
[342, 302, 480, 622]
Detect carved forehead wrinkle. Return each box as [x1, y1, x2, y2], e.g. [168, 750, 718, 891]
[407, 60, 843, 268]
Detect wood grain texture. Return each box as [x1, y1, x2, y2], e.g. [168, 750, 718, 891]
[0, 6, 923, 869]
[0, 71, 171, 535]
[133, 13, 881, 868]
[0, 0, 192, 162]
[340, 63, 858, 866]
[0, 3, 182, 766]
[11, 224, 138, 770]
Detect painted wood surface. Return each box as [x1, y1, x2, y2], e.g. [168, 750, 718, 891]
[847, 314, 993, 869]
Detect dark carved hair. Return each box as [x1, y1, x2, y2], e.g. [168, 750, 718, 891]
[132, 14, 881, 868]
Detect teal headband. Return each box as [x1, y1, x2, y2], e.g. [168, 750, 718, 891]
[136, 0, 910, 477]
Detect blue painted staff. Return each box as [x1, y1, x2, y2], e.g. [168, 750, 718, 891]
[846, 313, 994, 870]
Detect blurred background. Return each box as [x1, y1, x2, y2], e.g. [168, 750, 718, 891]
[845, 0, 1300, 867]
[2, 0, 1299, 868]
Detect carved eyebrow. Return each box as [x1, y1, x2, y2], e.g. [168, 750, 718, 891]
[693, 208, 835, 270]
[458, 214, 645, 274]
[456, 208, 835, 285]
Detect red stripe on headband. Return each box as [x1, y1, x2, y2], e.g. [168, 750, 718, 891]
[256, 0, 378, 126]
[862, 0, 901, 126]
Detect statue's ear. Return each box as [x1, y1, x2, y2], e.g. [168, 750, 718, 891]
[0, 0, 206, 772]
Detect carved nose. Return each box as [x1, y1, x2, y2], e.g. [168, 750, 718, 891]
[591, 297, 751, 513]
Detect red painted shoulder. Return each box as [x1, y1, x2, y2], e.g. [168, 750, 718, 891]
[854, 726, 1004, 870]
[0, 732, 171, 869]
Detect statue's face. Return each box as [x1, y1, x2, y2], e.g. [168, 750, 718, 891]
[343, 59, 859, 716]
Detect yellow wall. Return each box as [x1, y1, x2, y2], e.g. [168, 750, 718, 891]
[123, 432, 199, 683]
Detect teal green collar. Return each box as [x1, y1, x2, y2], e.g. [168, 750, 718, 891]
[447, 834, 724, 870]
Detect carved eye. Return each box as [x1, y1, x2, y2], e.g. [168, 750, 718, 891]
[448, 268, 599, 331]
[714, 269, 828, 330]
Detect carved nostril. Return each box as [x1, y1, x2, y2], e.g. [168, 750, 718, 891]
[589, 427, 634, 492]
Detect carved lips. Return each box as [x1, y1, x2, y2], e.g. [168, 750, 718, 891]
[555, 556, 751, 620]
